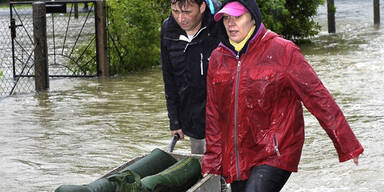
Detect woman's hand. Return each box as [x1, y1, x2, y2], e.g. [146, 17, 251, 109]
[353, 156, 359, 166]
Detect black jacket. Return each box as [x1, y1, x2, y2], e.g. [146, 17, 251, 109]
[161, 7, 221, 139]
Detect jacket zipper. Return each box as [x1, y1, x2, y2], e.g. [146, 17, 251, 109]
[273, 133, 281, 156]
[218, 26, 269, 180]
[234, 53, 241, 180]
[183, 26, 207, 52]
[200, 53, 204, 76]
[163, 26, 207, 51]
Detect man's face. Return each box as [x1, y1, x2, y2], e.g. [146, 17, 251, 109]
[171, 1, 206, 35]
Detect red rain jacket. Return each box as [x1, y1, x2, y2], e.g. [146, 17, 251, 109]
[202, 27, 364, 183]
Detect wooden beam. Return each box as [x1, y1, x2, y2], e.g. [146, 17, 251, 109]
[33, 2, 49, 91]
[327, 0, 336, 33]
[374, 0, 380, 25]
[95, 0, 109, 77]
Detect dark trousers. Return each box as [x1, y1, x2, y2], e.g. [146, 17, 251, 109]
[230, 165, 292, 192]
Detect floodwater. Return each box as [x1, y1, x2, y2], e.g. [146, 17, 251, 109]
[0, 0, 384, 191]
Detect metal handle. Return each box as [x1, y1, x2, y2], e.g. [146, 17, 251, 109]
[168, 133, 180, 152]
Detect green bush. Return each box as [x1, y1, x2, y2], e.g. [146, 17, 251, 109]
[216, 0, 324, 40]
[77, 0, 324, 75]
[107, 0, 169, 75]
[67, 43, 97, 76]
[258, 0, 325, 40]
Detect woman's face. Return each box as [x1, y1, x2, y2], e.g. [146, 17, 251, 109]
[223, 12, 255, 43]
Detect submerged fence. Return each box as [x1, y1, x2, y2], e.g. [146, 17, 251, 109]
[1, 0, 107, 97]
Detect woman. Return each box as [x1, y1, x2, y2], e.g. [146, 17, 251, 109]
[202, 0, 364, 191]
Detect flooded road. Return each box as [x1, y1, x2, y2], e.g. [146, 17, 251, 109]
[1, 0, 384, 191]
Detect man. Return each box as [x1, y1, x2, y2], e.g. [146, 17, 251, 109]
[161, 0, 221, 154]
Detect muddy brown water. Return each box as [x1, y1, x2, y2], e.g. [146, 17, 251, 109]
[0, 0, 383, 191]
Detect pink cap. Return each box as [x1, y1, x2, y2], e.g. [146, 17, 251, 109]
[214, 1, 248, 22]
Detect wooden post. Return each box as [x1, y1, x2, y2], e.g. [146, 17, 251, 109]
[374, 0, 380, 25]
[33, 2, 49, 91]
[327, 0, 336, 33]
[74, 3, 79, 19]
[95, 0, 109, 77]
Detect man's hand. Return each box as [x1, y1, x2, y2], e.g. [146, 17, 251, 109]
[171, 129, 184, 140]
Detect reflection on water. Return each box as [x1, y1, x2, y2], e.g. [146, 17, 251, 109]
[1, 0, 384, 191]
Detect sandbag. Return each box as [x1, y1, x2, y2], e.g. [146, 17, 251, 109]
[107, 169, 146, 192]
[55, 178, 116, 192]
[55, 148, 177, 192]
[86, 178, 118, 192]
[141, 157, 202, 192]
[55, 185, 91, 192]
[120, 148, 178, 178]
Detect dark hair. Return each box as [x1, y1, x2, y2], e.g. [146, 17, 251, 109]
[170, 0, 205, 9]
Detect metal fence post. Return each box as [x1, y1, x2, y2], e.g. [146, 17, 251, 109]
[74, 3, 79, 19]
[374, 0, 380, 25]
[327, 0, 336, 33]
[95, 0, 109, 77]
[33, 2, 49, 91]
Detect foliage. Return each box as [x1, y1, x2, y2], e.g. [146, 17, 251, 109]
[217, 0, 325, 40]
[67, 43, 97, 75]
[257, 0, 288, 36]
[258, 0, 325, 40]
[106, 0, 169, 75]
[76, 0, 324, 74]
[0, 69, 3, 79]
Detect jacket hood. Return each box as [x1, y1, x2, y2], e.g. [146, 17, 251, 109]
[217, 0, 263, 55]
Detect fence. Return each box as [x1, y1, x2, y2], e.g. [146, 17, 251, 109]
[326, 0, 381, 33]
[1, 0, 106, 97]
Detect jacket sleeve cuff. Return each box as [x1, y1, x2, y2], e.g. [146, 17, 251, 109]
[339, 146, 364, 162]
[170, 120, 180, 130]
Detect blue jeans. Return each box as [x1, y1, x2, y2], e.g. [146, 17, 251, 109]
[230, 165, 291, 192]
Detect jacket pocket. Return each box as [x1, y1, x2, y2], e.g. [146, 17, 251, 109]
[212, 71, 232, 87]
[245, 68, 278, 113]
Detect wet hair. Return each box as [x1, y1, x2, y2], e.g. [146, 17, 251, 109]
[170, 0, 205, 9]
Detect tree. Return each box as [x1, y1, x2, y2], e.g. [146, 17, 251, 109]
[103, 0, 324, 75]
[106, 0, 169, 74]
[257, 0, 324, 40]
[217, 0, 324, 40]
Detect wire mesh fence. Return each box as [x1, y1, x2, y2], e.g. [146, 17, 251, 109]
[1, 1, 97, 97]
[0, 7, 33, 97]
[45, 2, 97, 77]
